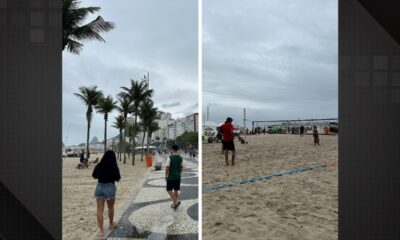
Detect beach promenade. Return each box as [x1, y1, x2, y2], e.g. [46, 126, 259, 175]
[106, 154, 198, 240]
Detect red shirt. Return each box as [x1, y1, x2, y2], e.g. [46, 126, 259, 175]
[219, 123, 235, 142]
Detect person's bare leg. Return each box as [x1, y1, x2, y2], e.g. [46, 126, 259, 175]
[174, 190, 179, 204]
[167, 190, 177, 207]
[224, 150, 229, 165]
[107, 198, 118, 229]
[174, 190, 179, 201]
[232, 151, 235, 165]
[96, 199, 105, 237]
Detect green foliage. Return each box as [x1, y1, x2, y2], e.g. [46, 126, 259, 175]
[168, 132, 198, 149]
[96, 95, 117, 120]
[119, 80, 154, 116]
[74, 86, 103, 123]
[63, 0, 115, 54]
[112, 115, 125, 131]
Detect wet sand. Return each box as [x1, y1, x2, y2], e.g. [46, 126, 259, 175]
[203, 134, 338, 240]
[62, 154, 149, 240]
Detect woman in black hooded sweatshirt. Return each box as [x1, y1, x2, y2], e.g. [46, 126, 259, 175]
[92, 150, 121, 237]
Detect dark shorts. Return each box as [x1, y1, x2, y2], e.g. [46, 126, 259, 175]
[166, 180, 181, 191]
[222, 141, 235, 151]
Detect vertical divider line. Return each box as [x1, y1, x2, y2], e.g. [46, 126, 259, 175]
[198, 0, 203, 238]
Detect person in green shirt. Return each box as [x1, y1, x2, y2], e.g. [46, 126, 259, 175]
[165, 144, 183, 210]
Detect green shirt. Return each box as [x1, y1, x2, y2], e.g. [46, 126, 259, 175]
[167, 155, 183, 180]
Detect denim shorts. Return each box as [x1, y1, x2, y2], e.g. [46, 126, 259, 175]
[94, 183, 117, 201]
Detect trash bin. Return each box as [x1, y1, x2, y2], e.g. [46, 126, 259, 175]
[146, 155, 152, 167]
[324, 127, 329, 135]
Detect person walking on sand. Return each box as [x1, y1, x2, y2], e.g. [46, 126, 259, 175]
[219, 117, 237, 166]
[165, 144, 183, 210]
[92, 150, 121, 238]
[313, 125, 320, 146]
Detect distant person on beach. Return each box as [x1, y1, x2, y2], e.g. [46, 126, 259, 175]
[313, 125, 320, 146]
[300, 125, 305, 136]
[78, 151, 85, 168]
[92, 150, 121, 238]
[78, 150, 89, 168]
[165, 144, 183, 210]
[219, 117, 237, 166]
[80, 150, 84, 163]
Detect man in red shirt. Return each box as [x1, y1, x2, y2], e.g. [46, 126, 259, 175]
[218, 117, 237, 166]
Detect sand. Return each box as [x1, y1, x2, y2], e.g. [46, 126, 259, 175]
[202, 134, 338, 240]
[62, 154, 149, 240]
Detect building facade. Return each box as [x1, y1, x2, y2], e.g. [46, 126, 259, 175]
[168, 113, 198, 140]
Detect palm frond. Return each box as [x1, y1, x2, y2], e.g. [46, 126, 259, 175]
[96, 95, 117, 115]
[63, 38, 83, 54]
[72, 16, 114, 42]
[63, 0, 114, 54]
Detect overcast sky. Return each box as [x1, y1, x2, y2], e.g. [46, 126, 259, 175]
[63, 0, 197, 146]
[203, 0, 338, 126]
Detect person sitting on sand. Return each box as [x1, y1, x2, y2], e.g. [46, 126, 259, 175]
[87, 157, 99, 166]
[219, 117, 237, 166]
[165, 144, 183, 210]
[92, 150, 121, 238]
[238, 135, 248, 144]
[313, 125, 320, 146]
[76, 163, 84, 169]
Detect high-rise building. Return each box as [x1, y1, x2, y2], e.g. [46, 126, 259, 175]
[153, 111, 174, 141]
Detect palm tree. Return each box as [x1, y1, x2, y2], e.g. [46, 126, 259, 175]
[146, 121, 160, 157]
[63, 0, 115, 54]
[126, 123, 139, 165]
[74, 86, 103, 159]
[96, 95, 117, 152]
[119, 80, 153, 165]
[139, 121, 147, 162]
[139, 100, 159, 161]
[112, 115, 125, 161]
[116, 97, 132, 163]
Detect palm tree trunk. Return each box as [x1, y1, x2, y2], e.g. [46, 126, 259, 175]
[86, 121, 90, 160]
[123, 126, 126, 163]
[119, 129, 122, 161]
[104, 116, 107, 153]
[130, 138, 135, 165]
[132, 112, 138, 165]
[141, 129, 146, 162]
[146, 132, 151, 157]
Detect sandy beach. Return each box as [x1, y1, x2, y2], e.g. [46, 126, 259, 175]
[62, 154, 149, 240]
[203, 134, 338, 240]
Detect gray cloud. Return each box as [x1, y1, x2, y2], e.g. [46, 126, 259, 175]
[203, 0, 338, 124]
[63, 0, 197, 145]
[161, 102, 181, 108]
